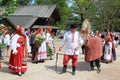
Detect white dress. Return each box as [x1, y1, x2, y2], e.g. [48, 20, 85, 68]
[45, 32, 54, 57]
[37, 33, 47, 60]
[104, 42, 112, 62]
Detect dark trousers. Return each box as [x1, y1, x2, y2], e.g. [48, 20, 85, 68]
[101, 46, 105, 61]
[81, 45, 85, 54]
[90, 58, 100, 68]
[30, 44, 34, 54]
[32, 46, 38, 61]
[112, 49, 116, 60]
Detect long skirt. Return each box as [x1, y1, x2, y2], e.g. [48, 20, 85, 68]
[37, 41, 47, 61]
[9, 48, 27, 73]
[104, 53, 113, 62]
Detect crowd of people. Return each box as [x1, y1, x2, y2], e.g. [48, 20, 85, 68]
[0, 25, 55, 76]
[59, 19, 118, 75]
[0, 19, 119, 76]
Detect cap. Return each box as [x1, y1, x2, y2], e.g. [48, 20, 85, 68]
[70, 24, 77, 29]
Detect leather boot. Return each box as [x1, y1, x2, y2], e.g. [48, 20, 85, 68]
[97, 67, 101, 73]
[62, 65, 67, 73]
[72, 66, 76, 75]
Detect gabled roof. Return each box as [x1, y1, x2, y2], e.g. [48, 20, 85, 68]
[7, 5, 57, 28]
[7, 15, 37, 28]
[10, 5, 56, 18]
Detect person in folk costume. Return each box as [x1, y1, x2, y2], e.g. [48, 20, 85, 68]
[3, 29, 11, 58]
[0, 27, 6, 60]
[59, 24, 83, 75]
[32, 28, 42, 63]
[0, 26, 5, 68]
[45, 26, 55, 60]
[29, 30, 35, 59]
[81, 19, 91, 55]
[114, 34, 119, 48]
[104, 35, 113, 63]
[100, 34, 105, 62]
[31, 29, 39, 62]
[33, 27, 47, 63]
[81, 19, 102, 73]
[107, 32, 116, 60]
[8, 25, 31, 76]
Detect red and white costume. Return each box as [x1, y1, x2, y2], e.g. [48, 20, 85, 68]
[9, 26, 31, 74]
[104, 36, 113, 62]
[60, 31, 83, 66]
[37, 33, 47, 61]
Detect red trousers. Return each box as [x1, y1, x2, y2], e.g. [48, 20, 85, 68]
[63, 54, 78, 66]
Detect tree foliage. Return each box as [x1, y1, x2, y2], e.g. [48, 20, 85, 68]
[0, 0, 33, 18]
[35, 0, 71, 29]
[70, 0, 97, 30]
[70, 0, 120, 31]
[0, 0, 17, 18]
[93, 0, 120, 31]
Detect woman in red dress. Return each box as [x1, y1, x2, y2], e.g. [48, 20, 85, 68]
[9, 25, 30, 76]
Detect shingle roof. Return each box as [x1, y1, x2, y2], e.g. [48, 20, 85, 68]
[7, 15, 37, 28]
[10, 5, 56, 18]
[7, 5, 57, 28]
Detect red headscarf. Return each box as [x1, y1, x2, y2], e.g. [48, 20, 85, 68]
[14, 25, 26, 39]
[107, 32, 113, 41]
[35, 27, 43, 35]
[105, 35, 115, 49]
[107, 32, 115, 48]
[46, 26, 52, 37]
[105, 35, 112, 44]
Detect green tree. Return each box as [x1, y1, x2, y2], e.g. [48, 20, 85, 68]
[1, 0, 18, 18]
[93, 0, 120, 31]
[35, 0, 71, 29]
[0, 0, 32, 18]
[70, 0, 120, 31]
[70, 0, 97, 30]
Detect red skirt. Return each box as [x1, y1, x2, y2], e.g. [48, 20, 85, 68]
[9, 48, 27, 73]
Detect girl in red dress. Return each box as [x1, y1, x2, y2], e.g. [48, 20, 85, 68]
[9, 25, 31, 76]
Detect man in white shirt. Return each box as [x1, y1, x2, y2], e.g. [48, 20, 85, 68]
[59, 24, 83, 75]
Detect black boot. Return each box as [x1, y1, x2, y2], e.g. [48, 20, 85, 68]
[91, 67, 94, 71]
[72, 66, 76, 75]
[97, 67, 101, 73]
[61, 65, 67, 73]
[90, 61, 94, 71]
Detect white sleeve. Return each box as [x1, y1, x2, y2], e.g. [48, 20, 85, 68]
[10, 34, 20, 54]
[46, 33, 54, 47]
[79, 33, 84, 45]
[26, 35, 31, 53]
[60, 32, 67, 47]
[108, 42, 112, 49]
[6, 35, 11, 45]
[46, 33, 50, 42]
